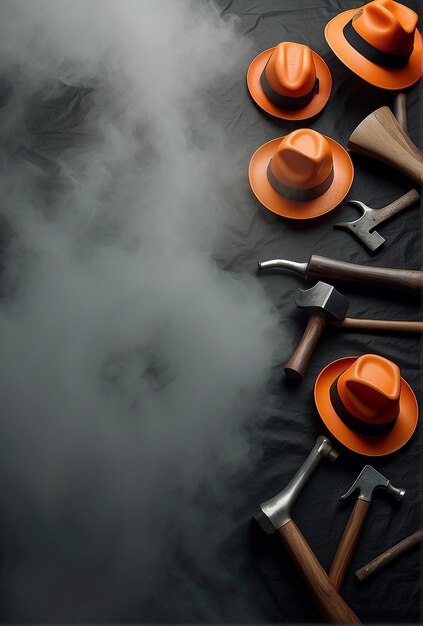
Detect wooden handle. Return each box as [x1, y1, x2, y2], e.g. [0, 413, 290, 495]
[373, 189, 420, 225]
[355, 528, 423, 581]
[278, 520, 361, 623]
[329, 499, 369, 591]
[284, 314, 328, 381]
[337, 318, 423, 333]
[307, 254, 423, 294]
[348, 106, 423, 185]
[393, 93, 408, 134]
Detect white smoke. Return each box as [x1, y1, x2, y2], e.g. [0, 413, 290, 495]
[0, 0, 279, 620]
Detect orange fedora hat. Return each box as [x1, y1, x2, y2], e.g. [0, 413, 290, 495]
[247, 42, 332, 120]
[315, 355, 418, 456]
[249, 128, 354, 219]
[325, 0, 423, 90]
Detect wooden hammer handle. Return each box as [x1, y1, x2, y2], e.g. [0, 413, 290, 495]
[393, 93, 408, 134]
[307, 255, 423, 295]
[348, 106, 423, 185]
[355, 528, 423, 581]
[337, 318, 423, 333]
[278, 520, 361, 623]
[284, 314, 328, 381]
[329, 499, 370, 591]
[371, 188, 420, 225]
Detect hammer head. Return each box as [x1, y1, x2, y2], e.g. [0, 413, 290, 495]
[334, 200, 385, 253]
[295, 281, 349, 322]
[254, 436, 339, 534]
[341, 465, 405, 503]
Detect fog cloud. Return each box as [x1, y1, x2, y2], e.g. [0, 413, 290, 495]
[0, 1, 279, 620]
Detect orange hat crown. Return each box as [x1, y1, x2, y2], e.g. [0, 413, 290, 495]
[260, 42, 319, 109]
[344, 0, 417, 67]
[331, 354, 401, 435]
[267, 129, 334, 201]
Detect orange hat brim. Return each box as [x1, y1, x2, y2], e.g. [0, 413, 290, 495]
[325, 9, 423, 90]
[247, 48, 332, 120]
[248, 135, 354, 219]
[315, 357, 419, 457]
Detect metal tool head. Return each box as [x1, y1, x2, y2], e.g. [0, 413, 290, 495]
[334, 200, 385, 253]
[254, 436, 339, 534]
[294, 281, 349, 322]
[340, 465, 405, 504]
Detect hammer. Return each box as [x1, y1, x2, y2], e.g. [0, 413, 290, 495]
[254, 436, 361, 623]
[329, 465, 405, 591]
[284, 281, 423, 381]
[334, 189, 420, 253]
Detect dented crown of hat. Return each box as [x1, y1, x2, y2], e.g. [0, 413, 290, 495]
[325, 0, 423, 89]
[247, 41, 332, 120]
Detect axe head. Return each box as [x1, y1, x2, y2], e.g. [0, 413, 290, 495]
[334, 200, 385, 253]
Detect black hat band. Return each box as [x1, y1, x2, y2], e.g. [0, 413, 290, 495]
[260, 62, 319, 110]
[329, 375, 399, 436]
[343, 18, 413, 68]
[267, 160, 334, 201]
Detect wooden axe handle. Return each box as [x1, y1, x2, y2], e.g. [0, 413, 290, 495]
[278, 520, 361, 623]
[355, 528, 423, 581]
[284, 314, 328, 381]
[307, 255, 423, 294]
[329, 499, 370, 591]
[336, 318, 423, 333]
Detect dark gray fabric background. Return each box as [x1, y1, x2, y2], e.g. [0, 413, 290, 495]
[0, 0, 421, 623]
[215, 0, 422, 623]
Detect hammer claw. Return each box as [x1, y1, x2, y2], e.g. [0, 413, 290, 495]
[340, 482, 359, 501]
[340, 465, 383, 502]
[333, 220, 357, 230]
[334, 201, 368, 229]
[347, 200, 370, 215]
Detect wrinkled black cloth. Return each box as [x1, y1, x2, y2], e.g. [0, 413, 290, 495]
[215, 0, 422, 623]
[0, 0, 421, 623]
